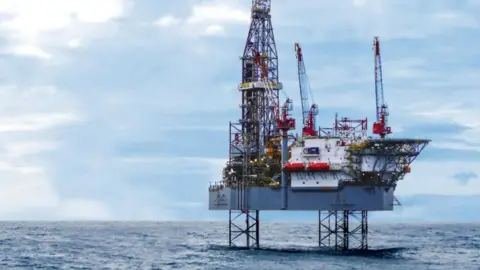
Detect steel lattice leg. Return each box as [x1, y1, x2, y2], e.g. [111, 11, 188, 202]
[319, 210, 368, 251]
[229, 209, 259, 249]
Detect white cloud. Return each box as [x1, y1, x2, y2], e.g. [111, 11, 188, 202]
[0, 113, 81, 132]
[4, 141, 58, 158]
[0, 84, 103, 220]
[397, 160, 480, 196]
[273, 0, 480, 43]
[118, 155, 227, 188]
[0, 162, 44, 175]
[203, 24, 225, 36]
[352, 0, 367, 7]
[153, 0, 249, 37]
[0, 174, 59, 214]
[0, 0, 127, 33]
[407, 103, 466, 120]
[153, 15, 180, 27]
[400, 100, 480, 151]
[0, 0, 132, 59]
[5, 44, 52, 59]
[67, 38, 82, 48]
[0, 85, 82, 132]
[57, 199, 112, 220]
[119, 156, 226, 174]
[185, 1, 249, 25]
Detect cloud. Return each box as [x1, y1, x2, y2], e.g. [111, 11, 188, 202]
[57, 199, 112, 220]
[185, 1, 250, 25]
[67, 38, 82, 48]
[0, 0, 132, 59]
[6, 45, 52, 59]
[153, 15, 180, 28]
[3, 140, 57, 157]
[0, 85, 82, 132]
[394, 160, 480, 196]
[274, 0, 480, 43]
[452, 172, 478, 186]
[0, 84, 105, 220]
[153, 0, 249, 37]
[203, 25, 225, 36]
[0, 113, 80, 132]
[373, 194, 480, 222]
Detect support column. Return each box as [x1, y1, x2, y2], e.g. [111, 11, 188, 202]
[229, 209, 260, 249]
[280, 133, 288, 210]
[319, 210, 368, 251]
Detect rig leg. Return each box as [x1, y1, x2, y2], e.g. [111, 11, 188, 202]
[318, 210, 368, 251]
[229, 209, 260, 249]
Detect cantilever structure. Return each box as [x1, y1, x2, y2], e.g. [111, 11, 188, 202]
[208, 0, 430, 251]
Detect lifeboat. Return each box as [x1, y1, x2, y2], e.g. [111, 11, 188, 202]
[306, 162, 330, 171]
[283, 162, 305, 171]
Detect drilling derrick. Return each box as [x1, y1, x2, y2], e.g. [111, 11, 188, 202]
[295, 43, 318, 137]
[241, 0, 281, 156]
[209, 0, 284, 249]
[372, 37, 391, 139]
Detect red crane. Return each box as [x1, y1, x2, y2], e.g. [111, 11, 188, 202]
[372, 37, 391, 139]
[275, 98, 296, 133]
[295, 43, 318, 137]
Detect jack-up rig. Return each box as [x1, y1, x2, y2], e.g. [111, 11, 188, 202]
[208, 0, 430, 251]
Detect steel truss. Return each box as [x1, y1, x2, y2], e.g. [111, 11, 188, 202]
[319, 114, 368, 139]
[229, 209, 260, 249]
[347, 138, 430, 185]
[334, 116, 368, 139]
[318, 210, 368, 251]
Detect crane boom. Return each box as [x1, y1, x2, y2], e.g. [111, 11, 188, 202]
[372, 36, 391, 139]
[294, 43, 318, 137]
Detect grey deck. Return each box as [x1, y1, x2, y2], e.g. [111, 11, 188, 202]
[209, 185, 395, 211]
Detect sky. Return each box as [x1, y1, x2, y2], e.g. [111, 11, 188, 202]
[0, 0, 478, 222]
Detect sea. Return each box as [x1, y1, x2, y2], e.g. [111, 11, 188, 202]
[0, 221, 478, 269]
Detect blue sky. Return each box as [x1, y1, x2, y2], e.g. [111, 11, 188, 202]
[0, 0, 479, 222]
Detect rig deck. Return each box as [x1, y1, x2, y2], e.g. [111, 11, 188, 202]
[209, 186, 395, 211]
[208, 135, 429, 250]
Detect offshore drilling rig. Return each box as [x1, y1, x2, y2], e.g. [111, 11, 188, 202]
[208, 0, 430, 251]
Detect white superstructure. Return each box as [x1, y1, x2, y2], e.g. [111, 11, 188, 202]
[288, 137, 348, 190]
[287, 136, 403, 190]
